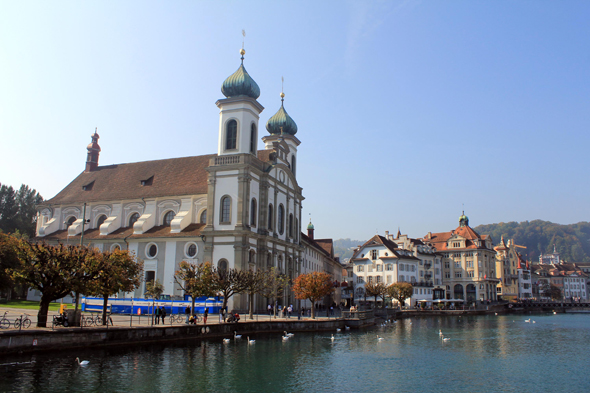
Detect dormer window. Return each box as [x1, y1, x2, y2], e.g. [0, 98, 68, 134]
[371, 250, 378, 260]
[140, 176, 153, 186]
[163, 210, 175, 226]
[82, 181, 94, 191]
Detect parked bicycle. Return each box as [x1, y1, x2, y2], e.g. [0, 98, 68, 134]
[0, 311, 11, 329]
[14, 314, 32, 330]
[83, 313, 103, 326]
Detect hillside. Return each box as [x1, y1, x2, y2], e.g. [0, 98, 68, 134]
[474, 220, 590, 263]
[334, 238, 366, 262]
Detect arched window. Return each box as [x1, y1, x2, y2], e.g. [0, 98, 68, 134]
[250, 198, 257, 227]
[291, 155, 296, 176]
[199, 209, 207, 224]
[250, 123, 257, 154]
[288, 213, 293, 238]
[218, 259, 228, 272]
[128, 213, 140, 228]
[96, 214, 107, 229]
[163, 211, 176, 226]
[225, 120, 237, 150]
[65, 216, 77, 228]
[278, 204, 285, 235]
[220, 196, 231, 224]
[268, 204, 273, 231]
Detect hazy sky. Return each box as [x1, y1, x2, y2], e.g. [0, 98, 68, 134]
[1, 1, 589, 241]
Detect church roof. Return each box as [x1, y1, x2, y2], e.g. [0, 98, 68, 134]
[424, 225, 490, 251]
[38, 223, 206, 242]
[45, 150, 274, 205]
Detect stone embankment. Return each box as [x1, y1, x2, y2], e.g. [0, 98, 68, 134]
[0, 317, 374, 355]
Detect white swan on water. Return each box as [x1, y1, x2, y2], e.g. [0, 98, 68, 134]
[234, 331, 242, 339]
[76, 357, 89, 366]
[377, 335, 384, 341]
[331, 334, 335, 341]
[284, 331, 294, 337]
[223, 338, 230, 344]
[248, 336, 255, 344]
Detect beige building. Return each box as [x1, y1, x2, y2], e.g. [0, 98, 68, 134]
[494, 237, 524, 301]
[422, 213, 498, 303]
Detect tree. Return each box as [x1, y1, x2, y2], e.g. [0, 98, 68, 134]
[86, 249, 143, 325]
[542, 283, 563, 301]
[0, 233, 21, 293]
[213, 267, 248, 319]
[0, 183, 43, 237]
[174, 261, 218, 315]
[365, 282, 387, 308]
[242, 269, 267, 319]
[387, 282, 413, 309]
[145, 279, 164, 324]
[260, 267, 290, 318]
[292, 272, 334, 319]
[12, 242, 94, 327]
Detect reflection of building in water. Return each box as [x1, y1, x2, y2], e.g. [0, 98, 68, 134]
[422, 213, 498, 302]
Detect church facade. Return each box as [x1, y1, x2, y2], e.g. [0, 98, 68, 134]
[34, 48, 342, 311]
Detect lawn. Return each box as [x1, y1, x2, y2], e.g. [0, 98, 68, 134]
[0, 300, 62, 311]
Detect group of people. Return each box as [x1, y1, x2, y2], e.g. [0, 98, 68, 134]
[154, 306, 167, 324]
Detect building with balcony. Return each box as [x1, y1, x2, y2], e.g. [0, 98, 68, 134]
[494, 237, 523, 301]
[32, 47, 342, 312]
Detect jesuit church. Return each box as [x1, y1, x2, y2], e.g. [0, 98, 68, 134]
[34, 47, 343, 311]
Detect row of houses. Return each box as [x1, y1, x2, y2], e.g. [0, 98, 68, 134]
[342, 214, 588, 308]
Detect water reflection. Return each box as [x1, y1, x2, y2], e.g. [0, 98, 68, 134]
[1, 314, 590, 392]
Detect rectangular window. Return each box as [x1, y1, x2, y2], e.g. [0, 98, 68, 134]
[445, 272, 450, 279]
[371, 250, 378, 260]
[368, 276, 373, 283]
[377, 264, 383, 272]
[455, 261, 461, 268]
[386, 264, 393, 271]
[357, 265, 364, 272]
[400, 264, 404, 272]
[420, 271, 424, 277]
[376, 276, 382, 283]
[357, 276, 364, 284]
[455, 272, 462, 278]
[445, 261, 450, 269]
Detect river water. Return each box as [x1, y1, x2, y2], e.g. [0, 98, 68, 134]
[1, 313, 589, 392]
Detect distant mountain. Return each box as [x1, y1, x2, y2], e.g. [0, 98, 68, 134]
[474, 220, 590, 263]
[334, 238, 366, 262]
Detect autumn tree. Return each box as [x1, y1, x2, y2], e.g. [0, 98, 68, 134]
[213, 267, 247, 319]
[174, 261, 218, 314]
[86, 249, 143, 325]
[365, 282, 387, 308]
[542, 283, 563, 301]
[387, 282, 413, 309]
[12, 242, 94, 327]
[259, 267, 290, 318]
[242, 269, 267, 319]
[292, 271, 334, 319]
[0, 233, 20, 293]
[145, 279, 164, 324]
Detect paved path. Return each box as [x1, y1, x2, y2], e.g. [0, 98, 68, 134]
[0, 306, 342, 332]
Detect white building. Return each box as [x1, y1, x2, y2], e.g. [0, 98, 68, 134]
[516, 253, 533, 299]
[33, 47, 342, 312]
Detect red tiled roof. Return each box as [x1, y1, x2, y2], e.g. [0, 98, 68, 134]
[44, 149, 276, 205]
[314, 238, 334, 258]
[423, 225, 491, 251]
[350, 235, 419, 261]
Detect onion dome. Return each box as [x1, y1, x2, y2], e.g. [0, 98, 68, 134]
[266, 92, 298, 135]
[87, 128, 101, 152]
[221, 49, 260, 99]
[459, 212, 469, 227]
[307, 220, 314, 230]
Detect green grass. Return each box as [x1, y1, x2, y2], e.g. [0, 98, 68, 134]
[0, 300, 62, 311]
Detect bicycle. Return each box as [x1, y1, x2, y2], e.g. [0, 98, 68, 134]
[14, 314, 32, 330]
[0, 311, 11, 329]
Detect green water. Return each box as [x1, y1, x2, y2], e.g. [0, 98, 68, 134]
[1, 313, 589, 392]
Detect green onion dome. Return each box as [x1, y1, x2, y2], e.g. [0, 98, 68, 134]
[266, 93, 298, 136]
[307, 220, 314, 230]
[459, 213, 469, 227]
[221, 49, 260, 99]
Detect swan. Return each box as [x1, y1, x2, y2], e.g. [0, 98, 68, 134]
[282, 335, 289, 341]
[223, 338, 230, 344]
[247, 336, 255, 344]
[331, 334, 335, 341]
[443, 337, 450, 342]
[525, 319, 530, 323]
[345, 326, 350, 330]
[75, 357, 89, 366]
[532, 321, 536, 324]
[495, 313, 498, 316]
[377, 335, 384, 341]
[336, 328, 341, 332]
[234, 331, 242, 339]
[439, 330, 443, 336]
[284, 331, 294, 337]
[553, 311, 557, 315]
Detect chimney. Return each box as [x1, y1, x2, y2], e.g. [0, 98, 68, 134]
[85, 128, 101, 172]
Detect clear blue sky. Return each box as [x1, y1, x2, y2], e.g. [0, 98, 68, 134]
[1, 1, 589, 241]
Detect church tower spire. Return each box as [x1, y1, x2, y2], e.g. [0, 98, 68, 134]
[85, 128, 101, 172]
[217, 38, 264, 157]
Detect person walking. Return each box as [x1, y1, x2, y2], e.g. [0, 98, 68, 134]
[268, 304, 272, 316]
[204, 308, 209, 325]
[155, 305, 160, 325]
[185, 306, 191, 324]
[288, 305, 292, 318]
[219, 308, 223, 323]
[160, 306, 167, 324]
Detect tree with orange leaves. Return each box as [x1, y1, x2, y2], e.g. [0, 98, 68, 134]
[292, 271, 334, 319]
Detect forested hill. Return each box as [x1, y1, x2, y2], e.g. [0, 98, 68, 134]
[334, 238, 366, 262]
[474, 220, 590, 263]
